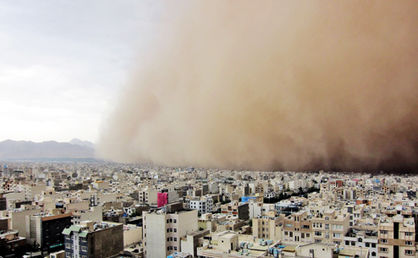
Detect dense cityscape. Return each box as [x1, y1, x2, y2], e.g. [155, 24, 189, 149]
[2, 1, 417, 258]
[0, 162, 416, 258]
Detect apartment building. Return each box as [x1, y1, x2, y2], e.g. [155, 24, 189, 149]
[138, 188, 158, 206]
[252, 216, 279, 241]
[63, 221, 123, 258]
[220, 201, 249, 220]
[378, 215, 415, 258]
[143, 206, 198, 257]
[279, 211, 313, 243]
[311, 209, 350, 245]
[30, 213, 73, 254]
[189, 195, 213, 215]
[71, 206, 102, 225]
[9, 206, 41, 240]
[344, 228, 378, 258]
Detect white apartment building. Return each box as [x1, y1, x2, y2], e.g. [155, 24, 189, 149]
[143, 209, 198, 257]
[189, 195, 213, 214]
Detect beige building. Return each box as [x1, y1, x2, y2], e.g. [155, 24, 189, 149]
[252, 216, 279, 241]
[123, 224, 142, 247]
[378, 215, 415, 258]
[197, 232, 270, 257]
[138, 188, 158, 206]
[143, 207, 198, 257]
[311, 209, 349, 245]
[10, 206, 41, 239]
[279, 211, 313, 243]
[72, 206, 102, 224]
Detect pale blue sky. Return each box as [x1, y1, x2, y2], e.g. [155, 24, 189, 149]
[0, 0, 163, 143]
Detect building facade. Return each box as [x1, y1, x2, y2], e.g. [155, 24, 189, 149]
[63, 221, 123, 258]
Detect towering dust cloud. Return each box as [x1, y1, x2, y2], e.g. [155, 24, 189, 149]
[98, 1, 418, 172]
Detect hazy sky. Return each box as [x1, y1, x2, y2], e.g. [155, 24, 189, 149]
[0, 0, 161, 143]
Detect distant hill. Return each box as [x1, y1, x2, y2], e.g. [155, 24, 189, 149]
[69, 138, 95, 149]
[0, 139, 95, 160]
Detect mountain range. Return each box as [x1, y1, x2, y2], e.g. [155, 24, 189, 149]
[0, 139, 95, 160]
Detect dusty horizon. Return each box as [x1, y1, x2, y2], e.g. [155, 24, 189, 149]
[98, 1, 418, 172]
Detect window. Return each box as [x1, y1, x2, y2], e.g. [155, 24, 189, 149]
[405, 250, 413, 255]
[174, 228, 177, 232]
[380, 239, 387, 244]
[405, 241, 413, 246]
[65, 243, 71, 249]
[379, 248, 388, 253]
[81, 246, 87, 252]
[405, 232, 413, 236]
